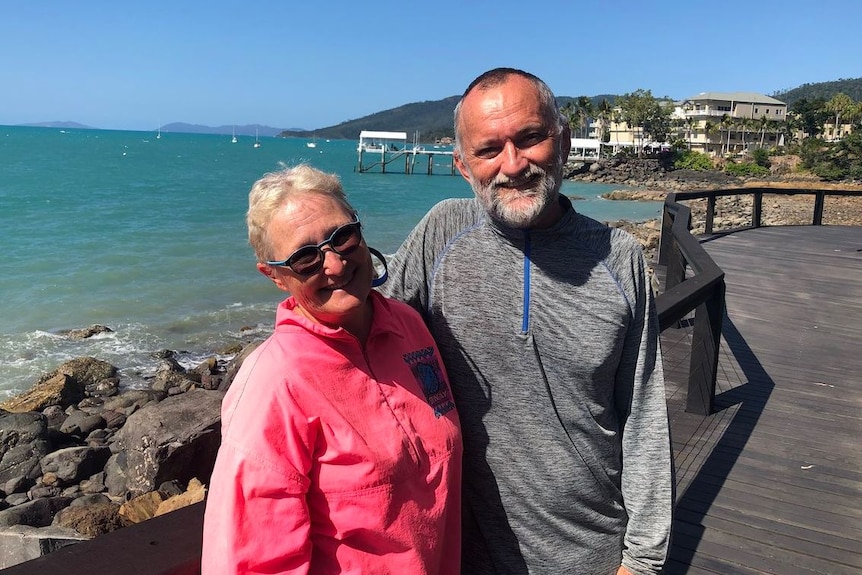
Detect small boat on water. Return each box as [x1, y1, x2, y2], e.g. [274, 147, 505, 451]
[253, 129, 261, 148]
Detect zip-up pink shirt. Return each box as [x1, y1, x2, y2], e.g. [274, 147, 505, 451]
[202, 291, 462, 574]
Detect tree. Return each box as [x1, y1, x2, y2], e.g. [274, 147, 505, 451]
[615, 89, 672, 157]
[595, 98, 613, 143]
[684, 115, 696, 150]
[739, 118, 754, 150]
[575, 96, 594, 138]
[824, 93, 854, 139]
[703, 120, 718, 155]
[561, 101, 579, 136]
[719, 114, 733, 156]
[791, 98, 829, 138]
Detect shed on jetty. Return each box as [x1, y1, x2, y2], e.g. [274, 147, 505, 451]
[356, 130, 456, 175]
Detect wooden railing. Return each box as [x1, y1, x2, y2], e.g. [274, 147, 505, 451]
[655, 186, 861, 416]
[655, 193, 726, 416]
[5, 187, 857, 574]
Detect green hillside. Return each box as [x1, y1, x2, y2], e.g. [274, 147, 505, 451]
[280, 96, 460, 142]
[773, 77, 862, 106]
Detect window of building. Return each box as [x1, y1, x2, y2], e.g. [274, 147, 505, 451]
[755, 108, 759, 113]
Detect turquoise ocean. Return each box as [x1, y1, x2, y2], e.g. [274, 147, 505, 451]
[0, 126, 662, 397]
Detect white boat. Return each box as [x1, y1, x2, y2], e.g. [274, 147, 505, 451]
[306, 134, 318, 148]
[253, 129, 261, 148]
[231, 126, 237, 144]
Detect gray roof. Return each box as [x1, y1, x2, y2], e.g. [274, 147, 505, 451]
[685, 92, 786, 106]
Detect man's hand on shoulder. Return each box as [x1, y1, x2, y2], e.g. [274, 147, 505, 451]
[616, 567, 635, 575]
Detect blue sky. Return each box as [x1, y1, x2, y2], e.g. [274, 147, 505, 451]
[3, 0, 860, 132]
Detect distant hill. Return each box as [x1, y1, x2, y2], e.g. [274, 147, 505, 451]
[772, 78, 862, 106]
[18, 121, 95, 129]
[160, 123, 288, 138]
[279, 96, 461, 142]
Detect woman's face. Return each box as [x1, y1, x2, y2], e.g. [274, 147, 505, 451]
[258, 194, 373, 332]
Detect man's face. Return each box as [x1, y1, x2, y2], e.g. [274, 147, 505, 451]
[454, 75, 568, 229]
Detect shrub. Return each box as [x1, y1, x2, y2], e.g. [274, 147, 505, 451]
[751, 148, 772, 168]
[724, 162, 769, 177]
[673, 150, 713, 171]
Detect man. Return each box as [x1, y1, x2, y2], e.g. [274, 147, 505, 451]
[380, 68, 674, 574]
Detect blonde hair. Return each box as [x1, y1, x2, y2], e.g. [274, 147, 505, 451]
[246, 163, 353, 262]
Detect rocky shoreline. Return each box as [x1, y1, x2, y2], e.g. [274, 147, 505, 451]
[0, 341, 260, 567]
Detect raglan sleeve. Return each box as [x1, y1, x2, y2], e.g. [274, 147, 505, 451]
[201, 375, 315, 575]
[614, 246, 675, 575]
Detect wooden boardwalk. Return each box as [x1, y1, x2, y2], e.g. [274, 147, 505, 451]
[660, 225, 862, 575]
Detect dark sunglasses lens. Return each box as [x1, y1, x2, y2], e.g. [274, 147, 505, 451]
[289, 247, 323, 274]
[332, 223, 362, 251]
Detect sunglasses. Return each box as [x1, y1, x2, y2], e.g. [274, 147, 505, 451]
[266, 216, 363, 276]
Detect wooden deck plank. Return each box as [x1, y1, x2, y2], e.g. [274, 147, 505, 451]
[662, 225, 862, 575]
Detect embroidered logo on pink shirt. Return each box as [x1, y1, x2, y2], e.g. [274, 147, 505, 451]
[403, 347, 455, 418]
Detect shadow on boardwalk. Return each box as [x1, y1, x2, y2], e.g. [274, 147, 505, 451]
[661, 225, 862, 575]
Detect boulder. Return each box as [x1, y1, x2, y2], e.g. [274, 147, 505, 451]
[0, 357, 118, 413]
[39, 446, 112, 487]
[0, 374, 80, 413]
[104, 388, 224, 497]
[155, 477, 206, 516]
[52, 502, 127, 537]
[100, 389, 163, 416]
[119, 491, 167, 524]
[60, 325, 114, 340]
[0, 525, 87, 569]
[0, 496, 74, 528]
[0, 412, 51, 485]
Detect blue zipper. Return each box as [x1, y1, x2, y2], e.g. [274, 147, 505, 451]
[522, 231, 531, 334]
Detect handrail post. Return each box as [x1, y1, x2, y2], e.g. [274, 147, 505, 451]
[813, 191, 825, 225]
[752, 191, 763, 228]
[658, 194, 677, 267]
[705, 195, 716, 235]
[686, 279, 726, 415]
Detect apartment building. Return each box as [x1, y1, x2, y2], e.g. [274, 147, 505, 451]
[678, 92, 788, 155]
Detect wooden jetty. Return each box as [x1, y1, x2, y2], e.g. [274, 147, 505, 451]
[356, 130, 456, 176]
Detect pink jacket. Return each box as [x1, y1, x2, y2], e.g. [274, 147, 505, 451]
[202, 291, 462, 574]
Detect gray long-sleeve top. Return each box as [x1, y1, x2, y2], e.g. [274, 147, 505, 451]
[379, 195, 674, 575]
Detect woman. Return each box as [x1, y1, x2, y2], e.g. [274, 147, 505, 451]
[202, 164, 462, 574]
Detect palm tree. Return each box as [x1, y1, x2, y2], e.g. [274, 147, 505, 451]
[579, 96, 595, 138]
[738, 117, 752, 152]
[720, 114, 733, 156]
[825, 93, 854, 139]
[758, 116, 770, 148]
[704, 120, 717, 155]
[596, 98, 613, 143]
[561, 101, 578, 135]
[684, 116, 697, 150]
